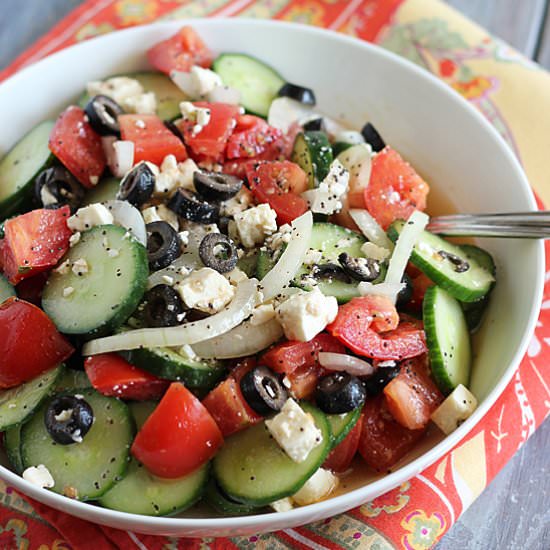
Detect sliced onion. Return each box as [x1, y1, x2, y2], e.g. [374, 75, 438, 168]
[358, 281, 405, 303]
[268, 97, 315, 133]
[192, 317, 283, 359]
[385, 210, 429, 290]
[170, 70, 196, 98]
[334, 130, 365, 145]
[82, 279, 261, 355]
[206, 86, 241, 105]
[318, 352, 374, 376]
[103, 200, 146, 246]
[350, 209, 393, 250]
[102, 138, 134, 178]
[260, 211, 313, 301]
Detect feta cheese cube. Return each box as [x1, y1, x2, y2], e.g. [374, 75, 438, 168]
[154, 156, 199, 197]
[270, 498, 294, 513]
[141, 204, 179, 230]
[69, 232, 81, 247]
[224, 267, 249, 286]
[234, 204, 277, 248]
[22, 464, 55, 488]
[265, 398, 323, 463]
[171, 66, 223, 99]
[175, 267, 235, 313]
[361, 241, 391, 261]
[123, 91, 157, 115]
[67, 203, 114, 232]
[180, 101, 211, 127]
[276, 287, 338, 342]
[430, 384, 478, 435]
[249, 303, 276, 326]
[291, 468, 338, 506]
[303, 248, 323, 266]
[301, 159, 349, 215]
[87, 77, 156, 115]
[220, 187, 254, 217]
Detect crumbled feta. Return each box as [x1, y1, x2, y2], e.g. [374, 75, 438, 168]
[171, 66, 223, 99]
[180, 101, 211, 131]
[54, 408, 73, 422]
[270, 498, 294, 513]
[63, 287, 75, 298]
[249, 303, 276, 326]
[40, 185, 58, 206]
[291, 468, 338, 506]
[68, 203, 114, 232]
[220, 188, 254, 217]
[141, 204, 179, 230]
[72, 258, 89, 276]
[234, 204, 278, 248]
[301, 159, 349, 215]
[175, 267, 235, 313]
[303, 248, 323, 266]
[266, 223, 293, 251]
[265, 398, 323, 463]
[54, 259, 71, 275]
[126, 92, 157, 115]
[69, 232, 81, 247]
[276, 288, 338, 342]
[22, 465, 55, 488]
[361, 241, 391, 261]
[430, 384, 478, 435]
[154, 156, 199, 197]
[224, 267, 249, 286]
[86, 77, 157, 114]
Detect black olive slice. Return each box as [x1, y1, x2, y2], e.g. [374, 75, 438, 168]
[164, 120, 185, 142]
[168, 188, 219, 224]
[338, 252, 381, 282]
[360, 122, 386, 152]
[362, 365, 401, 397]
[44, 395, 94, 445]
[141, 284, 186, 327]
[84, 95, 124, 136]
[240, 366, 288, 415]
[199, 233, 238, 273]
[311, 263, 352, 283]
[438, 250, 470, 273]
[396, 273, 413, 308]
[34, 166, 85, 212]
[118, 162, 155, 206]
[146, 221, 182, 271]
[303, 117, 325, 132]
[277, 83, 316, 106]
[316, 372, 366, 414]
[194, 171, 243, 202]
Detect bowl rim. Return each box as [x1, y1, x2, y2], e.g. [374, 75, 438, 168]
[0, 17, 544, 532]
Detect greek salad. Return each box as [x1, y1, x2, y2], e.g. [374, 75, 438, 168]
[0, 26, 494, 516]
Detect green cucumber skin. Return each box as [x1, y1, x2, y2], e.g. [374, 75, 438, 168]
[5, 425, 24, 474]
[387, 221, 494, 302]
[331, 142, 353, 157]
[0, 275, 16, 304]
[21, 389, 134, 501]
[423, 286, 472, 395]
[0, 121, 55, 220]
[213, 402, 331, 506]
[327, 406, 363, 448]
[204, 480, 265, 516]
[291, 131, 333, 188]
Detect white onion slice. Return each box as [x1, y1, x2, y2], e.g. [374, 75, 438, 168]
[170, 70, 197, 98]
[206, 86, 241, 105]
[103, 200, 146, 246]
[102, 138, 134, 179]
[260, 211, 313, 301]
[192, 317, 283, 359]
[82, 279, 261, 355]
[268, 97, 315, 133]
[358, 281, 406, 303]
[318, 352, 374, 376]
[350, 209, 393, 250]
[334, 130, 365, 145]
[385, 210, 429, 291]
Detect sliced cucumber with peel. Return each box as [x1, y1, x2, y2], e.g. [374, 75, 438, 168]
[291, 131, 333, 188]
[423, 285, 471, 395]
[327, 406, 363, 448]
[388, 221, 494, 302]
[205, 480, 265, 516]
[0, 275, 15, 303]
[5, 425, 23, 473]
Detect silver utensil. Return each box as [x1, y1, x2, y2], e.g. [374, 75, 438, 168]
[427, 211, 550, 238]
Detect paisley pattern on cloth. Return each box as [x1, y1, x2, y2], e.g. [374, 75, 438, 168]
[1, 0, 549, 548]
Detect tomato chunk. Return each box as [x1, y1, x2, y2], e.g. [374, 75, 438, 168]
[358, 395, 425, 471]
[226, 115, 284, 160]
[119, 114, 188, 166]
[0, 298, 73, 388]
[323, 414, 364, 472]
[84, 353, 169, 401]
[383, 355, 443, 430]
[15, 272, 49, 306]
[147, 26, 214, 75]
[409, 273, 435, 312]
[364, 146, 429, 230]
[49, 106, 105, 188]
[246, 161, 309, 225]
[1, 207, 72, 285]
[177, 102, 240, 158]
[132, 382, 223, 478]
[327, 296, 426, 360]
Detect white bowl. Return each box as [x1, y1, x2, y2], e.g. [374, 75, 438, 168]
[0, 18, 543, 537]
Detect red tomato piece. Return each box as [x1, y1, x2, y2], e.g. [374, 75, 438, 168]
[147, 26, 214, 75]
[226, 115, 284, 160]
[229, 356, 257, 384]
[246, 161, 309, 225]
[177, 102, 240, 158]
[202, 376, 262, 437]
[119, 114, 187, 166]
[49, 106, 105, 188]
[358, 395, 425, 471]
[284, 363, 324, 400]
[384, 355, 443, 430]
[0, 298, 73, 388]
[2, 207, 72, 285]
[132, 382, 223, 478]
[323, 414, 364, 473]
[84, 353, 169, 401]
[408, 273, 435, 312]
[15, 272, 49, 306]
[260, 333, 345, 375]
[364, 146, 429, 230]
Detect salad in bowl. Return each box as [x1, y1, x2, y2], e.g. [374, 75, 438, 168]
[0, 25, 495, 518]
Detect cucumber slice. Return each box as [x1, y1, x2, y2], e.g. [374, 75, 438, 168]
[128, 400, 157, 429]
[212, 53, 285, 117]
[423, 286, 471, 395]
[237, 250, 259, 278]
[21, 389, 133, 500]
[0, 121, 54, 219]
[42, 224, 148, 336]
[291, 131, 333, 188]
[388, 221, 494, 302]
[205, 480, 265, 516]
[82, 177, 120, 206]
[327, 406, 363, 448]
[213, 402, 331, 505]
[5, 425, 24, 473]
[54, 369, 92, 392]
[332, 142, 352, 157]
[0, 275, 16, 303]
[122, 347, 225, 389]
[0, 365, 64, 430]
